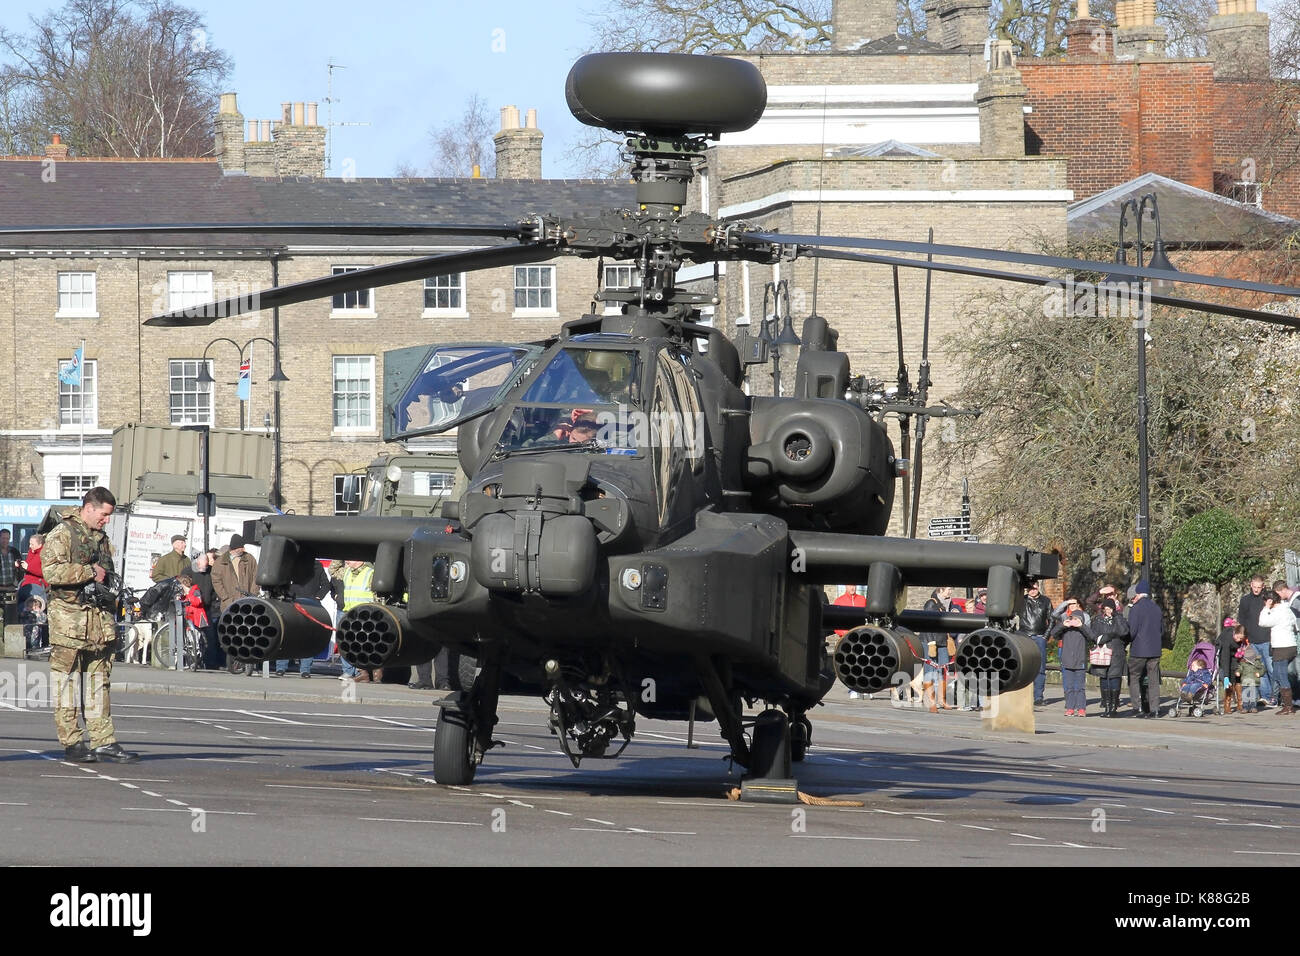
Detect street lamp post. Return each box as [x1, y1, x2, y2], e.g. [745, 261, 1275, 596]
[196, 336, 288, 506]
[1110, 192, 1176, 577]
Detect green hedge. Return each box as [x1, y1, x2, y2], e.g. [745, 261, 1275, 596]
[1160, 618, 1197, 672]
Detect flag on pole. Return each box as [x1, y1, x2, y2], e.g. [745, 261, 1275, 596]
[237, 358, 251, 401]
[59, 347, 83, 386]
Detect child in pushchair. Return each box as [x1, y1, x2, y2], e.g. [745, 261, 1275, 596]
[1173, 642, 1218, 717]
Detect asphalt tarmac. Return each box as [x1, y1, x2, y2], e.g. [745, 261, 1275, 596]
[2, 659, 1298, 866]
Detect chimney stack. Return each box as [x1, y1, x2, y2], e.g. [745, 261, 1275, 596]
[44, 133, 70, 160]
[272, 100, 326, 177]
[1206, 0, 1270, 78]
[214, 91, 246, 173]
[832, 0, 898, 49]
[932, 0, 991, 51]
[1115, 0, 1166, 58]
[494, 105, 544, 179]
[1064, 0, 1112, 58]
[976, 40, 1027, 156]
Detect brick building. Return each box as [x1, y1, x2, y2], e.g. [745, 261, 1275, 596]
[1020, 0, 1300, 220]
[0, 102, 633, 514]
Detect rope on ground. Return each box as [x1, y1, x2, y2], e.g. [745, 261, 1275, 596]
[725, 787, 864, 807]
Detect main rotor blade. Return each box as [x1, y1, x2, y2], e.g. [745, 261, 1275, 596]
[145, 243, 555, 326]
[0, 221, 526, 238]
[801, 247, 1300, 330]
[743, 231, 1300, 300]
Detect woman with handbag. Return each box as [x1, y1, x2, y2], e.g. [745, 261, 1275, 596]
[1089, 598, 1130, 717]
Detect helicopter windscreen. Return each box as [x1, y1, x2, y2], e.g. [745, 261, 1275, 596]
[396, 345, 537, 436]
[491, 348, 645, 458]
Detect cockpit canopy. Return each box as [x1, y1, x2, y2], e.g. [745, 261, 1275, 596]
[385, 344, 540, 440]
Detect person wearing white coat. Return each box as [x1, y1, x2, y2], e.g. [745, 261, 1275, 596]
[1259, 592, 1298, 715]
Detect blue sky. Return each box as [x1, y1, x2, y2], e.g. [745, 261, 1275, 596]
[2, 0, 606, 177]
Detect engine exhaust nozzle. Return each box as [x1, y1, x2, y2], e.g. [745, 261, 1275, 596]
[832, 625, 923, 694]
[218, 597, 333, 663]
[953, 628, 1042, 693]
[336, 603, 441, 669]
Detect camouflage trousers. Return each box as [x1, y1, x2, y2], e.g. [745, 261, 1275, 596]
[49, 644, 117, 749]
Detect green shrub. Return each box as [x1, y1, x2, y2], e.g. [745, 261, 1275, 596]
[1160, 618, 1197, 672]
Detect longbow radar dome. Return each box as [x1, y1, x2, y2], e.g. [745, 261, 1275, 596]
[565, 52, 767, 138]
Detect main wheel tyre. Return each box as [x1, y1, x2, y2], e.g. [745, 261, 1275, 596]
[790, 714, 811, 763]
[433, 706, 477, 785]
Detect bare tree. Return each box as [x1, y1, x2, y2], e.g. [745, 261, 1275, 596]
[930, 241, 1300, 579]
[0, 0, 230, 158]
[422, 93, 496, 178]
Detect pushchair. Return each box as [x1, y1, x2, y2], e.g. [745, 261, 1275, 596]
[1172, 640, 1219, 718]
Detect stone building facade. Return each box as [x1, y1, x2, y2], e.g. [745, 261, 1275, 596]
[0, 125, 632, 514]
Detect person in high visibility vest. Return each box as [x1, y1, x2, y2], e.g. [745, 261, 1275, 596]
[336, 560, 379, 683]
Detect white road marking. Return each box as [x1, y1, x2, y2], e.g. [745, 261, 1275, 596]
[141, 791, 162, 798]
[234, 709, 304, 725]
[1060, 842, 1124, 850]
[122, 807, 255, 816]
[1217, 822, 1283, 829]
[790, 835, 919, 842]
[0, 802, 29, 806]
[913, 816, 945, 823]
[542, 809, 573, 817]
[1010, 842, 1124, 850]
[585, 818, 617, 826]
[1234, 850, 1300, 856]
[1022, 815, 1132, 822]
[266, 784, 372, 792]
[358, 715, 430, 730]
[1194, 815, 1230, 822]
[1010, 832, 1044, 840]
[624, 828, 697, 835]
[508, 799, 534, 809]
[358, 817, 482, 826]
[1141, 807, 1175, 814]
[166, 799, 188, 807]
[961, 825, 996, 831]
[119, 783, 138, 789]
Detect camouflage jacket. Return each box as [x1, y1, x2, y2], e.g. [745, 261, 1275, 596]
[42, 512, 116, 648]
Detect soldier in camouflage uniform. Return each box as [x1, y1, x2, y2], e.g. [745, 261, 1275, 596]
[43, 487, 140, 764]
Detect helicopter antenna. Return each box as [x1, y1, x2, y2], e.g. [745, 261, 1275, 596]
[893, 264, 911, 535]
[908, 228, 935, 538]
[810, 86, 829, 317]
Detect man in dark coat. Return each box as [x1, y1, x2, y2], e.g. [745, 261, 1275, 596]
[1237, 575, 1273, 705]
[1017, 581, 1052, 706]
[275, 561, 331, 678]
[190, 551, 222, 669]
[1127, 579, 1164, 717]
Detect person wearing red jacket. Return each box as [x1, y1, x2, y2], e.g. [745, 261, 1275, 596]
[178, 574, 209, 629]
[18, 532, 47, 606]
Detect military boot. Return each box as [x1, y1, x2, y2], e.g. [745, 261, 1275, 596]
[93, 742, 141, 764]
[63, 741, 97, 763]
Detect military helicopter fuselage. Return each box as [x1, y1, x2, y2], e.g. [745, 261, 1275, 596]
[210, 51, 1065, 793]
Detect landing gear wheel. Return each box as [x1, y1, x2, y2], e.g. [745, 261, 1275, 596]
[789, 714, 811, 763]
[433, 705, 477, 785]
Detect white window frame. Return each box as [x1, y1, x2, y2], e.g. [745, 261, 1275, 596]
[422, 273, 468, 318]
[169, 358, 214, 425]
[57, 358, 98, 429]
[332, 355, 376, 432]
[60, 474, 98, 498]
[1232, 180, 1263, 209]
[167, 271, 214, 312]
[333, 474, 369, 516]
[56, 271, 98, 318]
[330, 265, 377, 317]
[601, 264, 641, 315]
[512, 265, 557, 317]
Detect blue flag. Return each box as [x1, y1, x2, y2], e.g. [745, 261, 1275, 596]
[237, 358, 251, 401]
[59, 347, 82, 387]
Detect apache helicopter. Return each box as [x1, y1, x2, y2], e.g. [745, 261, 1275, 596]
[18, 53, 1300, 796]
